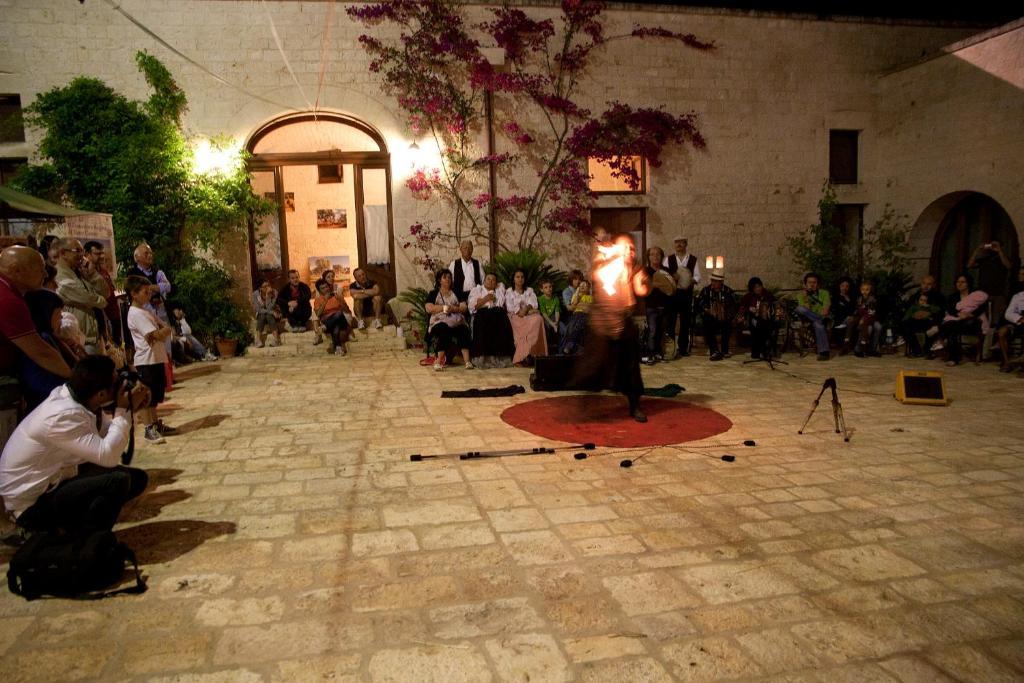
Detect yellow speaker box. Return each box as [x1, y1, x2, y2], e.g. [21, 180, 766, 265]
[895, 370, 948, 406]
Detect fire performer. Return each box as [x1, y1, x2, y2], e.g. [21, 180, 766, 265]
[569, 234, 651, 422]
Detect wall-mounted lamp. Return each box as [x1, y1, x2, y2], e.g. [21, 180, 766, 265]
[706, 255, 725, 270]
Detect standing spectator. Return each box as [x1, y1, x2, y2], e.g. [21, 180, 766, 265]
[84, 240, 122, 345]
[448, 239, 482, 304]
[795, 272, 832, 361]
[125, 276, 173, 444]
[22, 290, 80, 411]
[127, 243, 172, 298]
[38, 234, 60, 268]
[663, 236, 701, 358]
[276, 270, 312, 333]
[252, 280, 282, 348]
[642, 246, 672, 365]
[350, 267, 385, 330]
[968, 241, 1011, 324]
[54, 238, 108, 354]
[696, 269, 736, 361]
[1, 247, 72, 450]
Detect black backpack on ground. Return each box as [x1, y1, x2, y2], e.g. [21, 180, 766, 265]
[7, 530, 146, 600]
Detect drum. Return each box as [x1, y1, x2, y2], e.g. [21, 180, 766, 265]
[653, 270, 676, 296]
[673, 267, 693, 291]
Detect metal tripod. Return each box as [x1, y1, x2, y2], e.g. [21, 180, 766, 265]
[742, 320, 787, 370]
[797, 377, 849, 442]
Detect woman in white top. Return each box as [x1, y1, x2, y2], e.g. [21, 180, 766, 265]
[425, 268, 473, 371]
[504, 269, 548, 366]
[468, 273, 514, 368]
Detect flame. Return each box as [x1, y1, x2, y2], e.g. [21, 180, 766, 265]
[596, 242, 628, 296]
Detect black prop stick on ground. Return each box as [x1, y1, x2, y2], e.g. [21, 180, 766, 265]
[410, 442, 596, 462]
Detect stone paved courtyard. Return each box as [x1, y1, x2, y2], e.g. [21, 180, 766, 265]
[1, 346, 1023, 682]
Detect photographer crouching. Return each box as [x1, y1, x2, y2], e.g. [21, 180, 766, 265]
[0, 355, 150, 535]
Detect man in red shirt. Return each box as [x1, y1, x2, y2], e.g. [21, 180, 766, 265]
[1, 246, 74, 449]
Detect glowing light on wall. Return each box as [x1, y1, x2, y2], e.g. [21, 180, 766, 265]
[192, 137, 242, 176]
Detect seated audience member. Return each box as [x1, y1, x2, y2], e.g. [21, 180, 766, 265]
[562, 269, 584, 310]
[252, 280, 282, 348]
[940, 273, 989, 367]
[171, 305, 217, 362]
[350, 268, 385, 330]
[126, 276, 174, 444]
[0, 355, 150, 534]
[22, 290, 81, 411]
[314, 281, 352, 356]
[843, 280, 882, 357]
[903, 274, 946, 357]
[997, 267, 1024, 372]
[739, 277, 778, 360]
[641, 247, 672, 364]
[696, 268, 736, 361]
[537, 279, 562, 352]
[54, 237, 108, 354]
[468, 273, 514, 368]
[830, 277, 855, 346]
[902, 293, 943, 359]
[504, 269, 547, 367]
[425, 268, 472, 371]
[560, 280, 592, 355]
[276, 269, 313, 332]
[795, 272, 832, 361]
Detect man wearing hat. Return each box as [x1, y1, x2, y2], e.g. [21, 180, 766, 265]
[695, 268, 736, 361]
[662, 236, 701, 357]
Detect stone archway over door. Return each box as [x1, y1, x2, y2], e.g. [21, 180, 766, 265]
[245, 113, 396, 300]
[925, 193, 1018, 295]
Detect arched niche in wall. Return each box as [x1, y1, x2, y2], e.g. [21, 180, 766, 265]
[244, 113, 395, 299]
[915, 192, 1019, 294]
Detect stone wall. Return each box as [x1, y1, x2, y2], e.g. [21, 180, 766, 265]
[2, 0, 1013, 296]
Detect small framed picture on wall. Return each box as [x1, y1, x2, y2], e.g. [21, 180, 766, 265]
[316, 208, 347, 229]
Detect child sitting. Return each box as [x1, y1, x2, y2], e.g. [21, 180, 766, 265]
[537, 279, 561, 351]
[843, 281, 882, 357]
[172, 305, 217, 362]
[126, 276, 174, 444]
[559, 280, 593, 355]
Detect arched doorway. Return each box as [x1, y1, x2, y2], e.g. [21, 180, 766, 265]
[245, 113, 396, 300]
[925, 192, 1018, 294]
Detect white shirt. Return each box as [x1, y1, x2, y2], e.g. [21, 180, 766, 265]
[504, 287, 538, 315]
[448, 258, 479, 293]
[1006, 291, 1024, 324]
[468, 284, 506, 311]
[128, 305, 169, 366]
[662, 251, 703, 286]
[0, 385, 131, 517]
[177, 317, 193, 337]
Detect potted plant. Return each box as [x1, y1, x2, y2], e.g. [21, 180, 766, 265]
[209, 312, 251, 358]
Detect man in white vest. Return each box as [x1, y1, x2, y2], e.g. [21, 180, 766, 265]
[662, 236, 702, 357]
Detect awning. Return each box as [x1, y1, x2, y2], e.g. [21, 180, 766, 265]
[0, 185, 92, 219]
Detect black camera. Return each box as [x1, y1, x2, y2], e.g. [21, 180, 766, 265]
[116, 369, 139, 393]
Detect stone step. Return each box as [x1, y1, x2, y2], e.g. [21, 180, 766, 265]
[246, 328, 408, 358]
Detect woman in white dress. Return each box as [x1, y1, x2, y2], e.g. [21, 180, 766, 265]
[504, 269, 548, 366]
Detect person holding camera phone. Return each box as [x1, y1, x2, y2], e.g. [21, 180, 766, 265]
[0, 355, 150, 534]
[125, 276, 173, 444]
[968, 240, 1012, 328]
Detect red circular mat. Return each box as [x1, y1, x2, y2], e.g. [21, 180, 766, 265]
[500, 394, 732, 447]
